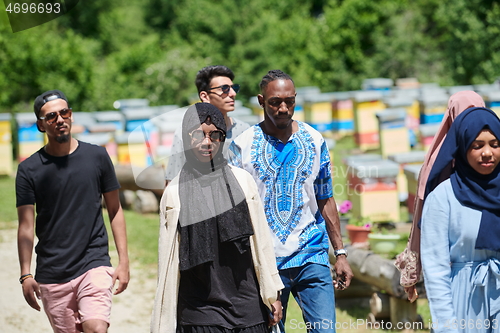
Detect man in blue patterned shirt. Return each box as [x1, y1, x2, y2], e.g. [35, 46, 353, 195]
[229, 70, 353, 332]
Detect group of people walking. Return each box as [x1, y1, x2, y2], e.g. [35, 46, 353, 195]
[152, 67, 353, 333]
[16, 66, 352, 333]
[15, 64, 500, 333]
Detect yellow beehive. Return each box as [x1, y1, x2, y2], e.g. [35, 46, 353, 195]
[352, 91, 385, 151]
[346, 159, 401, 222]
[376, 109, 410, 158]
[116, 132, 148, 167]
[350, 190, 400, 223]
[0, 114, 13, 175]
[16, 113, 44, 161]
[388, 151, 426, 202]
[380, 127, 410, 157]
[333, 108, 354, 121]
[354, 100, 386, 133]
[303, 93, 335, 131]
[127, 144, 149, 168]
[19, 142, 42, 161]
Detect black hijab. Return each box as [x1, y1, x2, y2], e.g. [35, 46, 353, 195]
[425, 107, 500, 252]
[178, 103, 254, 271]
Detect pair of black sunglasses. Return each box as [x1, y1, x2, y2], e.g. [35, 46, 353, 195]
[267, 97, 296, 108]
[190, 129, 226, 143]
[207, 84, 240, 95]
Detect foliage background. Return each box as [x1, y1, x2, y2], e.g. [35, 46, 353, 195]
[1, 0, 500, 113]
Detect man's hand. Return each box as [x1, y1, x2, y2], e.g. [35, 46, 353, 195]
[103, 190, 130, 295]
[317, 197, 354, 290]
[112, 262, 130, 295]
[334, 256, 353, 290]
[269, 299, 283, 326]
[22, 277, 41, 311]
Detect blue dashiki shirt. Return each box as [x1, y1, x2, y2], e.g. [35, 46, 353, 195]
[229, 121, 333, 270]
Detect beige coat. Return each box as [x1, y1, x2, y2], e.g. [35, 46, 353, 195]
[150, 165, 284, 333]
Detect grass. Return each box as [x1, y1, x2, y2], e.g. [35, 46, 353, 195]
[285, 294, 431, 332]
[0, 175, 18, 229]
[105, 210, 159, 280]
[120, 210, 159, 267]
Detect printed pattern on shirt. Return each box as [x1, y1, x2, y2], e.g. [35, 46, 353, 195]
[250, 122, 314, 244]
[314, 141, 333, 200]
[229, 121, 334, 269]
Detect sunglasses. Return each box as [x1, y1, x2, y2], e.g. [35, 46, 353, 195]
[207, 84, 240, 95]
[190, 129, 226, 143]
[39, 108, 72, 125]
[267, 97, 296, 108]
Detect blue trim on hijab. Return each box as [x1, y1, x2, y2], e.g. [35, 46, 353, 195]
[425, 106, 500, 252]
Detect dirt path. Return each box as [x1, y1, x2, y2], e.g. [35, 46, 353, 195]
[0, 229, 156, 333]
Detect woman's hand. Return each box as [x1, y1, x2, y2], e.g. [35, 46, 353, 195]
[269, 299, 283, 326]
[405, 285, 419, 303]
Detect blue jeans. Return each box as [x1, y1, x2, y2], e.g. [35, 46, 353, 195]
[278, 263, 336, 333]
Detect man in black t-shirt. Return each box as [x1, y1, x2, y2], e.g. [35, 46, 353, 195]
[16, 90, 130, 333]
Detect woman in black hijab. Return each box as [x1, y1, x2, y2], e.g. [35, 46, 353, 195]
[421, 107, 500, 332]
[151, 103, 283, 333]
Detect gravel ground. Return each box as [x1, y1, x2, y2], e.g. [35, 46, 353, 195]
[0, 228, 156, 333]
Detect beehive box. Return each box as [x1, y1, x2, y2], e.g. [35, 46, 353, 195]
[376, 108, 410, 158]
[0, 113, 13, 175]
[419, 123, 440, 151]
[303, 93, 335, 130]
[418, 93, 448, 124]
[116, 131, 150, 168]
[16, 113, 44, 161]
[352, 90, 385, 151]
[346, 159, 400, 222]
[404, 164, 423, 219]
[388, 151, 426, 202]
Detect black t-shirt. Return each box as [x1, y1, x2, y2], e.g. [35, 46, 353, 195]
[178, 238, 268, 328]
[16, 141, 120, 284]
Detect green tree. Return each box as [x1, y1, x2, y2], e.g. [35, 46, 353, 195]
[430, 0, 499, 84]
[2, 0, 500, 116]
[0, 22, 98, 112]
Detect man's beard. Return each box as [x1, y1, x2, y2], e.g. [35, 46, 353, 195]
[276, 119, 292, 130]
[55, 134, 70, 143]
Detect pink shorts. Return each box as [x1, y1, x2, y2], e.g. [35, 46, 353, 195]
[39, 266, 114, 333]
